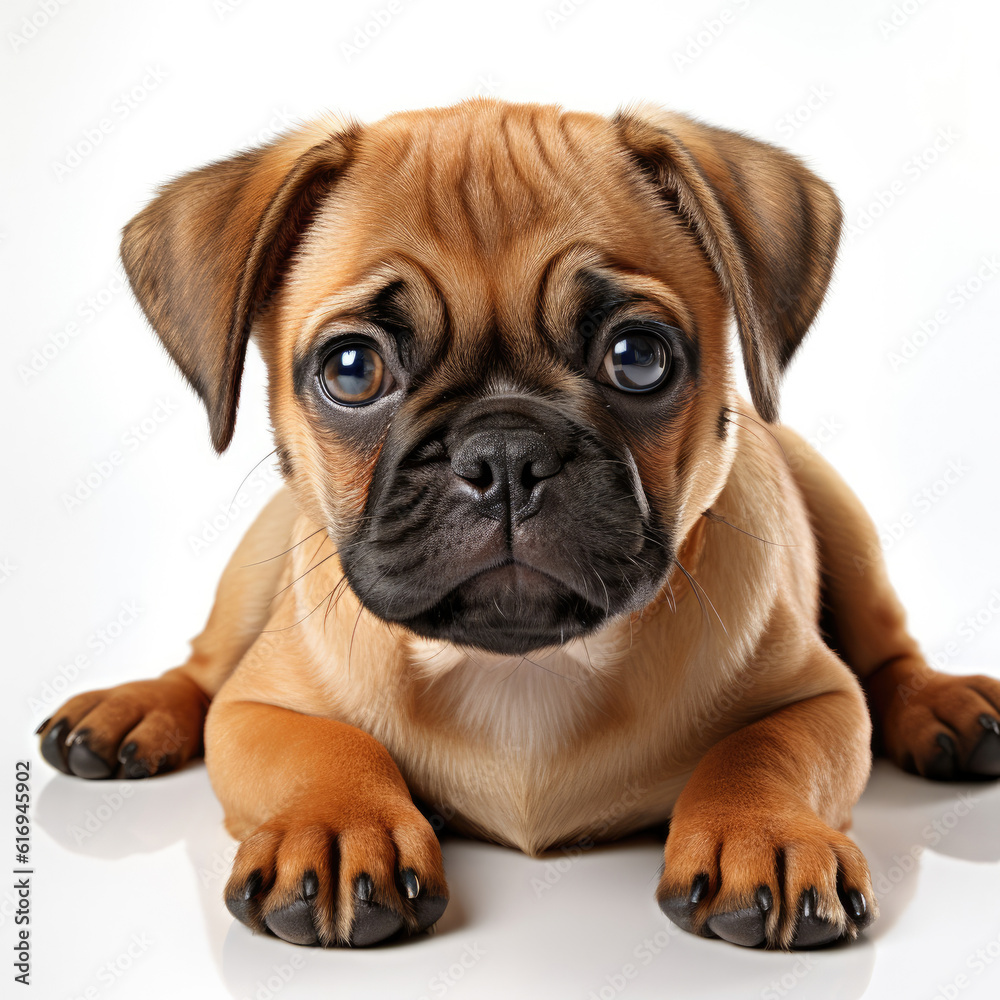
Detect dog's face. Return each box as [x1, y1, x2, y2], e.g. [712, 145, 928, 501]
[121, 101, 841, 654]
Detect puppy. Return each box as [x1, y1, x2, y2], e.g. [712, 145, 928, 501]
[37, 100, 1000, 950]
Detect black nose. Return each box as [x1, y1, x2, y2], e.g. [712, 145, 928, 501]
[451, 427, 561, 521]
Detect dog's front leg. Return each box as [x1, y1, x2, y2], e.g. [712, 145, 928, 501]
[657, 666, 876, 950]
[206, 697, 448, 947]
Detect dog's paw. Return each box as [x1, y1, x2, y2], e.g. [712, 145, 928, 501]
[224, 807, 448, 947]
[36, 673, 208, 779]
[878, 671, 1000, 780]
[656, 807, 876, 949]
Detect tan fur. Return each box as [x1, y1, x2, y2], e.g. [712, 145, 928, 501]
[39, 99, 1000, 950]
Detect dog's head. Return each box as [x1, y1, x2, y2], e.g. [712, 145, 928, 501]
[121, 100, 840, 655]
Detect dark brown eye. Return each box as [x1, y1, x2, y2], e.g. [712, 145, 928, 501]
[320, 343, 390, 405]
[603, 330, 672, 392]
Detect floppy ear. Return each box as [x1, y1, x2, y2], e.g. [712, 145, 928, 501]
[120, 121, 357, 452]
[613, 107, 842, 422]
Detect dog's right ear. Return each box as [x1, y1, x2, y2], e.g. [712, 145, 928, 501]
[613, 107, 842, 423]
[120, 121, 358, 452]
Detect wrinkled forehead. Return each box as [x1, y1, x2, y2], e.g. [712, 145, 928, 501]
[284, 102, 713, 357]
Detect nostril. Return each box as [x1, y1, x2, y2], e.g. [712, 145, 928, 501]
[455, 460, 494, 492]
[521, 451, 561, 493]
[466, 468, 493, 492]
[520, 463, 541, 495]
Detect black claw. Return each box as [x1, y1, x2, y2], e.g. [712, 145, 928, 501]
[302, 870, 319, 900]
[658, 874, 715, 937]
[40, 718, 73, 774]
[354, 873, 374, 903]
[118, 742, 152, 779]
[411, 894, 448, 933]
[34, 716, 51, 736]
[66, 732, 115, 779]
[756, 885, 773, 913]
[838, 886, 870, 927]
[399, 868, 420, 900]
[792, 887, 842, 949]
[967, 717, 1000, 776]
[979, 714, 1000, 737]
[689, 872, 710, 904]
[226, 869, 263, 926]
[925, 733, 958, 781]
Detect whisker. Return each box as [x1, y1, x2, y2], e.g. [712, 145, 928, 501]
[723, 407, 789, 463]
[702, 509, 797, 548]
[242, 527, 326, 567]
[720, 408, 771, 450]
[593, 568, 611, 610]
[228, 449, 278, 512]
[499, 658, 523, 683]
[269, 550, 336, 602]
[674, 558, 728, 638]
[323, 573, 350, 628]
[260, 590, 334, 633]
[663, 576, 677, 614]
[304, 533, 329, 566]
[520, 654, 578, 682]
[347, 602, 365, 678]
[348, 566, 392, 675]
[674, 559, 708, 624]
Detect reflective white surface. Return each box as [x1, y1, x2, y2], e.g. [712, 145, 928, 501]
[13, 761, 1000, 1000]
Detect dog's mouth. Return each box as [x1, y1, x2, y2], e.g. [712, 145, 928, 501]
[460, 558, 566, 594]
[337, 393, 675, 656]
[395, 557, 611, 656]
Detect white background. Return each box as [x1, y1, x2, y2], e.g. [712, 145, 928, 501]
[2, 0, 1000, 998]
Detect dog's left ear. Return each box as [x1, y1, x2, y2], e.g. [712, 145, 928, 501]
[613, 107, 842, 422]
[120, 121, 358, 452]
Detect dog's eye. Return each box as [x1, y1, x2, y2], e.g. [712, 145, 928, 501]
[320, 343, 391, 405]
[603, 330, 672, 392]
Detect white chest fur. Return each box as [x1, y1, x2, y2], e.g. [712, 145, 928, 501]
[327, 621, 709, 855]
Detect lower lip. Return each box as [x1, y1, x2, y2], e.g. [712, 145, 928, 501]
[463, 561, 561, 593]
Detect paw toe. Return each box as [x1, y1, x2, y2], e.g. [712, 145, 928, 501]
[399, 867, 448, 931]
[411, 893, 449, 933]
[349, 901, 405, 946]
[707, 905, 765, 947]
[658, 872, 712, 936]
[265, 870, 321, 946]
[967, 716, 1000, 776]
[791, 888, 843, 949]
[349, 875, 404, 946]
[706, 886, 771, 947]
[924, 733, 958, 780]
[67, 732, 115, 779]
[117, 741, 152, 779]
[266, 899, 319, 946]
[40, 719, 72, 774]
[225, 869, 265, 928]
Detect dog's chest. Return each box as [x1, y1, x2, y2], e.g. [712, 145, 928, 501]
[354, 635, 696, 855]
